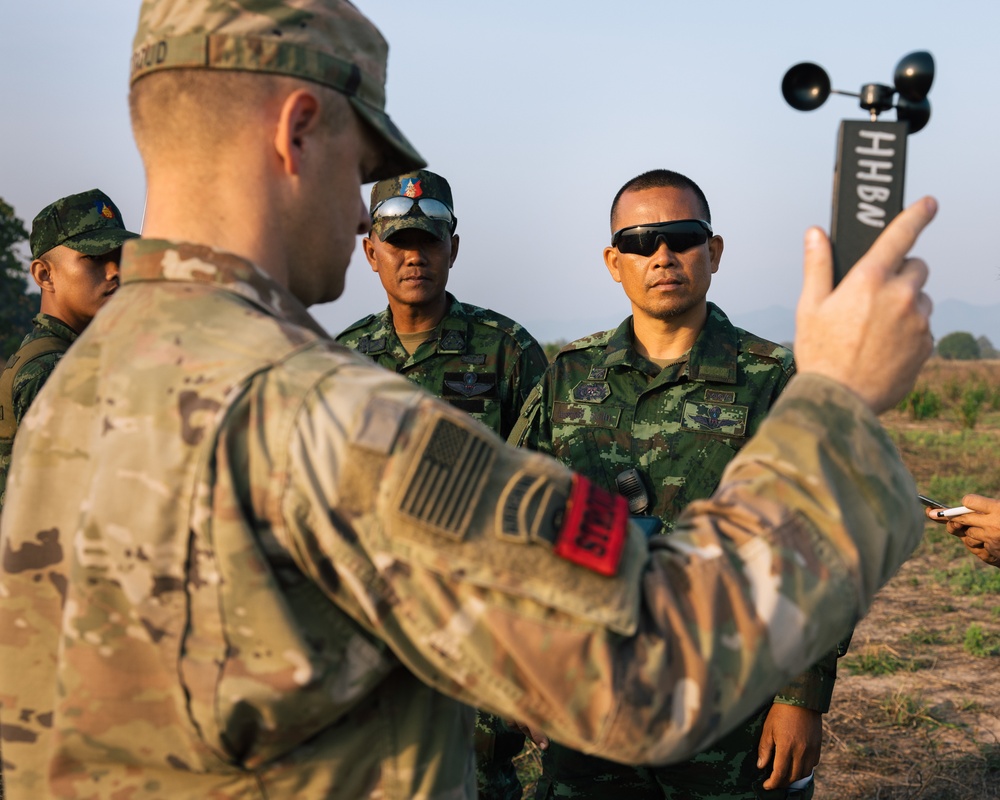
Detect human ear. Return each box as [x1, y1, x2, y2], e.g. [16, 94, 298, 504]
[363, 236, 380, 273]
[709, 235, 724, 274]
[603, 246, 623, 284]
[30, 259, 54, 293]
[273, 89, 322, 177]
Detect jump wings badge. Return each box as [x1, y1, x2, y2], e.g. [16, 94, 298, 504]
[681, 400, 748, 436]
[444, 371, 494, 398]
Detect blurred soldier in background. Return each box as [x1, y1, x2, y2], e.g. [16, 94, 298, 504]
[0, 188, 136, 508]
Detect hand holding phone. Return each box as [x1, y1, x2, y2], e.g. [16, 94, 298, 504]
[918, 495, 975, 519]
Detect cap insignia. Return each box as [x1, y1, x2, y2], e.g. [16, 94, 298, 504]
[401, 178, 423, 198]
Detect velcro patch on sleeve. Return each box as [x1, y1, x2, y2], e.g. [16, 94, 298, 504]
[396, 415, 496, 540]
[553, 475, 629, 576]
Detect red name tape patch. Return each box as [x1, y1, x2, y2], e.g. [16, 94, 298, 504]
[554, 476, 630, 576]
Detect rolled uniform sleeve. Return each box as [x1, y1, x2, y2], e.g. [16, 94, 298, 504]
[279, 362, 921, 766]
[506, 371, 552, 453]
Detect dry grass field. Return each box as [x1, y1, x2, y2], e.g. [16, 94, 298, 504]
[515, 359, 1000, 799]
[815, 359, 1000, 799]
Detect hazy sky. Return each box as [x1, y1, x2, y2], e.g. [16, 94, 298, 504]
[3, 0, 997, 343]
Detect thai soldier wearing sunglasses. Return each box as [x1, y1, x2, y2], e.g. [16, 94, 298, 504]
[512, 170, 842, 800]
[337, 169, 548, 799]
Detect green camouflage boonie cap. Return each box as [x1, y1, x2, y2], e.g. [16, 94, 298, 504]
[130, 0, 425, 182]
[370, 170, 456, 243]
[29, 189, 139, 260]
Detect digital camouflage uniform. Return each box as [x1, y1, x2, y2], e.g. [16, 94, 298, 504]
[340, 170, 548, 798]
[0, 239, 926, 800]
[0, 188, 137, 510]
[337, 292, 548, 441]
[512, 305, 835, 799]
[0, 314, 77, 508]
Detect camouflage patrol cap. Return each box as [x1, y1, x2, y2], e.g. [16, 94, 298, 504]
[370, 170, 456, 243]
[129, 0, 424, 182]
[29, 189, 139, 260]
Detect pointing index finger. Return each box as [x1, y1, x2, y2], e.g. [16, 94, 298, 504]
[853, 196, 937, 278]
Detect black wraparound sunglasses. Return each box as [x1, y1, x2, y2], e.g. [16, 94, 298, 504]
[611, 219, 713, 256]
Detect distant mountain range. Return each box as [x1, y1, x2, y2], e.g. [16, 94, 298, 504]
[526, 299, 1000, 351]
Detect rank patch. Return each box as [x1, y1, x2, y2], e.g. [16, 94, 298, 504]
[358, 336, 386, 355]
[704, 389, 736, 404]
[553, 475, 629, 576]
[681, 401, 748, 436]
[401, 178, 422, 198]
[443, 371, 495, 398]
[572, 381, 611, 404]
[439, 329, 465, 352]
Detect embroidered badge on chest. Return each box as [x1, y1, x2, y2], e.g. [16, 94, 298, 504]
[461, 353, 486, 365]
[444, 371, 495, 398]
[681, 400, 749, 436]
[439, 330, 465, 352]
[588, 367, 608, 381]
[572, 381, 611, 403]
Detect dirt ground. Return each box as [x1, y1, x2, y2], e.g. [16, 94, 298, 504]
[814, 360, 1000, 799]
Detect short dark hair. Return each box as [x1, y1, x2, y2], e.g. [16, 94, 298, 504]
[609, 169, 712, 231]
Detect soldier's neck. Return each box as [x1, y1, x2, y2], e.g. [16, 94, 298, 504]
[631, 303, 707, 362]
[389, 295, 448, 335]
[141, 171, 290, 291]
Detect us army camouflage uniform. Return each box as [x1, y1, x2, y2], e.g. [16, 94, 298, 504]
[0, 240, 925, 799]
[336, 293, 548, 441]
[338, 293, 547, 798]
[0, 313, 77, 508]
[512, 305, 836, 799]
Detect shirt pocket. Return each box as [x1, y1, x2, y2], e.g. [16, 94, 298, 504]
[551, 402, 630, 490]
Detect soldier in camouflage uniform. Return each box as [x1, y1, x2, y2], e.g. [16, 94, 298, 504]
[338, 170, 547, 798]
[511, 171, 838, 799]
[0, 189, 137, 508]
[0, 2, 939, 799]
[338, 170, 548, 441]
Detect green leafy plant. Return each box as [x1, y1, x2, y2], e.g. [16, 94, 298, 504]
[958, 384, 988, 429]
[842, 646, 928, 675]
[904, 386, 942, 420]
[963, 623, 1000, 658]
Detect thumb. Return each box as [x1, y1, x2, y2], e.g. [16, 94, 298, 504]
[757, 721, 776, 769]
[797, 227, 834, 317]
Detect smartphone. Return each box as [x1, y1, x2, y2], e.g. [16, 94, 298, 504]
[919, 495, 974, 519]
[918, 494, 947, 510]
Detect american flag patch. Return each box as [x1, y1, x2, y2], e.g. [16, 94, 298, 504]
[398, 417, 495, 539]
